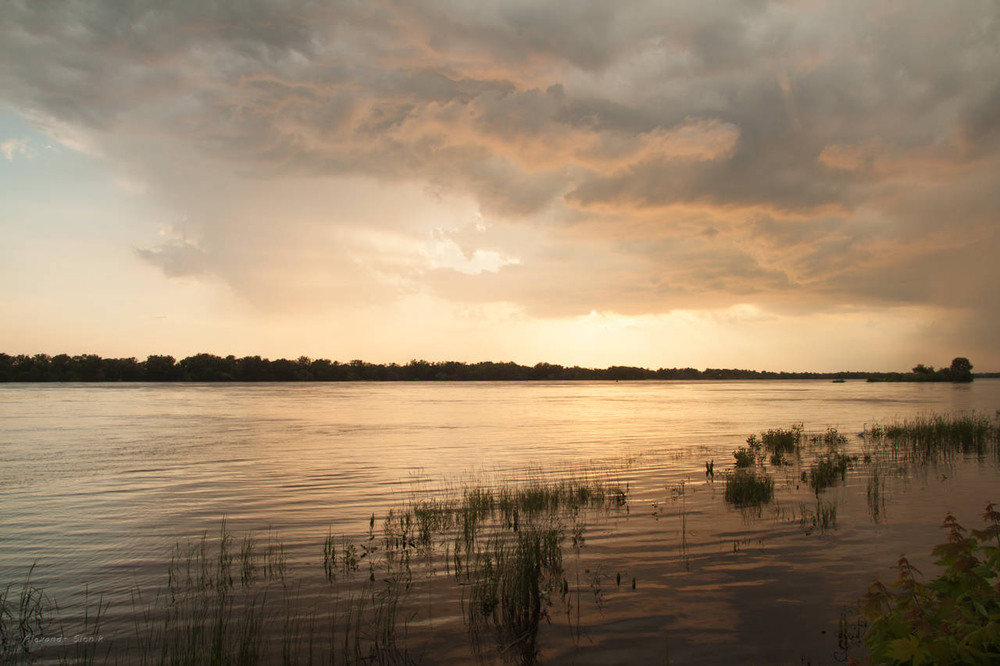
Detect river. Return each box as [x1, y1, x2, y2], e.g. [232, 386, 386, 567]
[2, 379, 999, 663]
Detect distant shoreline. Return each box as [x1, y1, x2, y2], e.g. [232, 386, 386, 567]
[2, 353, 996, 383]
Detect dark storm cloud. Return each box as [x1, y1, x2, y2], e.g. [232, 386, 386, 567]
[961, 85, 1000, 153]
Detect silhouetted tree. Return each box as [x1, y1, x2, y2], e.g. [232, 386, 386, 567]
[145, 355, 180, 381]
[179, 353, 237, 381]
[405, 359, 435, 381]
[268, 358, 303, 381]
[949, 357, 974, 383]
[104, 356, 143, 381]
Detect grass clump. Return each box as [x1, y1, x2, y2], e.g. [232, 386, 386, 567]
[818, 427, 848, 448]
[145, 521, 277, 665]
[394, 473, 630, 546]
[134, 520, 414, 665]
[468, 524, 565, 665]
[744, 425, 802, 467]
[861, 503, 1000, 664]
[867, 464, 887, 524]
[761, 425, 802, 455]
[0, 568, 108, 666]
[723, 469, 775, 508]
[799, 501, 838, 534]
[0, 565, 48, 663]
[805, 450, 852, 495]
[732, 446, 759, 468]
[865, 412, 1000, 463]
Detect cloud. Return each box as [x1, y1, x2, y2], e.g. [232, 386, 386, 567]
[2, 0, 999, 364]
[135, 241, 208, 278]
[423, 225, 520, 275]
[1, 137, 30, 161]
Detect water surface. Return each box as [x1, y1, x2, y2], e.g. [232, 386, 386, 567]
[2, 380, 998, 663]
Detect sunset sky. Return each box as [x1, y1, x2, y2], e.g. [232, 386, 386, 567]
[1, 1, 998, 372]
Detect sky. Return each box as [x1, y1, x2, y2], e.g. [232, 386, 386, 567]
[1, 0, 998, 372]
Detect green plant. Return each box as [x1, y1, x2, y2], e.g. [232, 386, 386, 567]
[65, 586, 108, 666]
[821, 427, 848, 448]
[0, 564, 48, 663]
[761, 426, 801, 456]
[817, 500, 838, 531]
[733, 447, 759, 468]
[323, 529, 336, 582]
[861, 503, 1000, 664]
[806, 450, 852, 495]
[867, 465, 887, 524]
[723, 469, 774, 507]
[769, 450, 790, 466]
[865, 413, 1000, 464]
[468, 524, 564, 665]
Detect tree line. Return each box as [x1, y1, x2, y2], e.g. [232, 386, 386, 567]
[866, 357, 975, 383]
[1, 352, 981, 383]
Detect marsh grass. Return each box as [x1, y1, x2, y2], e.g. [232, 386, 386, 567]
[739, 425, 803, 468]
[814, 427, 848, 449]
[806, 450, 853, 496]
[732, 446, 759, 468]
[467, 522, 565, 665]
[761, 425, 802, 457]
[866, 464, 887, 524]
[392, 471, 630, 662]
[62, 586, 109, 665]
[0, 564, 48, 664]
[10, 413, 998, 664]
[864, 412, 1000, 464]
[4, 468, 630, 665]
[134, 520, 274, 664]
[723, 469, 775, 507]
[800, 500, 838, 533]
[818, 500, 837, 531]
[0, 567, 111, 666]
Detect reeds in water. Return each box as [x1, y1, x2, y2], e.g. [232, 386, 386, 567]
[0, 565, 47, 663]
[723, 469, 775, 507]
[806, 450, 853, 496]
[760, 425, 802, 456]
[802, 500, 838, 532]
[864, 412, 1000, 463]
[4, 468, 632, 665]
[467, 522, 565, 665]
[741, 425, 803, 467]
[866, 464, 887, 524]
